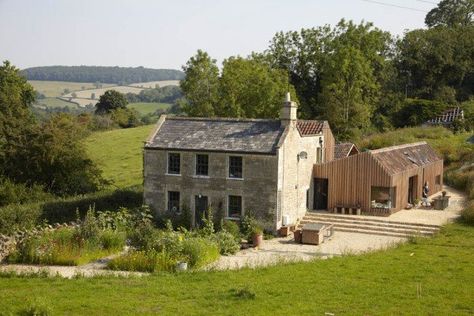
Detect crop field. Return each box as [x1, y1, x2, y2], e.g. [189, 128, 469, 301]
[29, 80, 115, 97]
[35, 97, 80, 109]
[128, 102, 171, 115]
[129, 80, 180, 88]
[84, 125, 154, 188]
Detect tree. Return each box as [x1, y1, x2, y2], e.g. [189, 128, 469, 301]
[180, 50, 219, 116]
[95, 90, 128, 114]
[218, 56, 297, 118]
[425, 0, 474, 28]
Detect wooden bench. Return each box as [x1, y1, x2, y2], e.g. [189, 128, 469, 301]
[333, 205, 361, 215]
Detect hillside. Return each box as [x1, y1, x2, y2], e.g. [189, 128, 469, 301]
[84, 125, 154, 188]
[22, 65, 184, 84]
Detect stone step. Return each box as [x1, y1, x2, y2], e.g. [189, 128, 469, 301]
[299, 220, 436, 237]
[304, 212, 441, 229]
[302, 215, 440, 232]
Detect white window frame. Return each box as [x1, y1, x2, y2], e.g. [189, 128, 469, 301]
[194, 153, 210, 178]
[227, 155, 244, 180]
[226, 195, 244, 220]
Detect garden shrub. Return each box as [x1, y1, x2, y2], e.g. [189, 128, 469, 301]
[221, 220, 241, 240]
[0, 203, 43, 235]
[107, 250, 175, 273]
[460, 201, 474, 226]
[181, 237, 220, 269]
[0, 178, 53, 207]
[212, 231, 240, 255]
[100, 230, 126, 250]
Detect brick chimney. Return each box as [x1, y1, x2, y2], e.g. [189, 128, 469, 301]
[281, 92, 297, 127]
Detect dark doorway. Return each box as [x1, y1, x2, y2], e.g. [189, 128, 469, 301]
[313, 178, 328, 210]
[194, 195, 208, 227]
[408, 176, 417, 204]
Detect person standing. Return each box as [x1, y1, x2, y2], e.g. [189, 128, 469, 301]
[422, 182, 430, 206]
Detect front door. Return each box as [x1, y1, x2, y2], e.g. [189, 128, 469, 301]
[194, 195, 208, 227]
[313, 178, 328, 210]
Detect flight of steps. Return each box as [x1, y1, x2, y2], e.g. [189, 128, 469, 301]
[298, 212, 440, 238]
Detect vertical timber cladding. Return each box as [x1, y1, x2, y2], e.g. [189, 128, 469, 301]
[313, 152, 391, 212]
[322, 124, 335, 162]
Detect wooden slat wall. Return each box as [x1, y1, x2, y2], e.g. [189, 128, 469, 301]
[322, 125, 335, 162]
[313, 152, 391, 212]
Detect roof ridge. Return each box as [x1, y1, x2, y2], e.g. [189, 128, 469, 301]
[166, 116, 280, 123]
[370, 141, 428, 154]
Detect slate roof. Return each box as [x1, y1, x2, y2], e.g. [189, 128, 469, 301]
[370, 142, 442, 175]
[146, 116, 285, 154]
[296, 120, 328, 136]
[334, 142, 358, 159]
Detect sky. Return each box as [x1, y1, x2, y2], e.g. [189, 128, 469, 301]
[0, 0, 439, 70]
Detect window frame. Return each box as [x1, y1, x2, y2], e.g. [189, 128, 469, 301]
[227, 195, 243, 219]
[228, 156, 243, 179]
[370, 186, 396, 209]
[435, 175, 441, 185]
[167, 191, 180, 213]
[167, 152, 181, 175]
[195, 154, 209, 177]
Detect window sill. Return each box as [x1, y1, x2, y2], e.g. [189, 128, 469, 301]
[192, 175, 210, 179]
[225, 217, 241, 221]
[165, 173, 181, 177]
[227, 177, 244, 181]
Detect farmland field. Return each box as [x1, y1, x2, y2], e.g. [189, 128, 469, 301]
[128, 102, 171, 115]
[129, 80, 180, 88]
[29, 80, 115, 97]
[35, 97, 79, 109]
[84, 125, 154, 188]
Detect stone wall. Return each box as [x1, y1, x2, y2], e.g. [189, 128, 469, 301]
[144, 149, 279, 228]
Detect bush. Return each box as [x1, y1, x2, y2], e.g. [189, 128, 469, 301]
[221, 220, 241, 240]
[100, 230, 126, 250]
[0, 203, 43, 235]
[460, 201, 474, 226]
[0, 178, 53, 207]
[107, 250, 176, 273]
[212, 231, 240, 255]
[18, 297, 52, 316]
[181, 237, 220, 269]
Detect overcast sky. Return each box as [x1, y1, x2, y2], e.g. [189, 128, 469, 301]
[0, 0, 438, 70]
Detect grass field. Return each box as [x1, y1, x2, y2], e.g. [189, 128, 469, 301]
[128, 102, 171, 115]
[0, 223, 472, 315]
[29, 80, 115, 97]
[84, 125, 154, 188]
[35, 97, 79, 109]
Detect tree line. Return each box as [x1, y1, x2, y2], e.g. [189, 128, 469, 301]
[22, 65, 184, 84]
[179, 0, 474, 139]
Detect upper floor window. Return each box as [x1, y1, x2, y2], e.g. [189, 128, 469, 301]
[229, 156, 243, 179]
[196, 154, 209, 176]
[168, 153, 180, 174]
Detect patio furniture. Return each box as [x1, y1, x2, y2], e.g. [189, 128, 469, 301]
[302, 223, 334, 245]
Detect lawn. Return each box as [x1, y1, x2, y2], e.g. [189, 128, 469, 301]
[84, 125, 155, 188]
[0, 223, 473, 315]
[128, 102, 171, 115]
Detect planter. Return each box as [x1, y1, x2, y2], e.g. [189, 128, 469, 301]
[294, 230, 302, 243]
[252, 233, 263, 248]
[279, 226, 290, 237]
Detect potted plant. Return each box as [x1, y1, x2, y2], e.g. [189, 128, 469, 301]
[442, 190, 447, 197]
[251, 225, 263, 248]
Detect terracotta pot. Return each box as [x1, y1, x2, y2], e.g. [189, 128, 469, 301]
[252, 233, 263, 247]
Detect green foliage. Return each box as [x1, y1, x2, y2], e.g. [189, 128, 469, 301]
[108, 250, 176, 273]
[0, 178, 53, 207]
[22, 65, 184, 84]
[394, 98, 447, 127]
[211, 231, 240, 255]
[95, 90, 128, 114]
[181, 237, 220, 269]
[110, 107, 141, 128]
[461, 201, 474, 225]
[126, 85, 182, 104]
[425, 0, 474, 28]
[221, 220, 241, 240]
[18, 297, 53, 316]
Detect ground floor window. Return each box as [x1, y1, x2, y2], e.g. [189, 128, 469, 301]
[228, 195, 242, 219]
[168, 191, 180, 213]
[371, 186, 396, 209]
[436, 175, 441, 185]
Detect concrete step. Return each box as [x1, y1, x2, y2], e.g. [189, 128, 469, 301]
[304, 212, 441, 229]
[298, 220, 436, 237]
[301, 215, 440, 232]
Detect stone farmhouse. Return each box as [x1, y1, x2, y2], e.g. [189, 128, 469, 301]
[143, 94, 443, 230]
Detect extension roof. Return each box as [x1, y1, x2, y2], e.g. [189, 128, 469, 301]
[145, 116, 286, 154]
[370, 142, 442, 175]
[296, 120, 329, 136]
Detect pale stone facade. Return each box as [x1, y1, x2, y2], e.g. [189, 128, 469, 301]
[143, 97, 333, 231]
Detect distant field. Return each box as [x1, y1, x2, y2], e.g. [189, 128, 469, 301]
[85, 125, 154, 188]
[128, 102, 171, 115]
[129, 80, 180, 88]
[29, 80, 115, 97]
[35, 97, 79, 109]
[64, 86, 144, 99]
